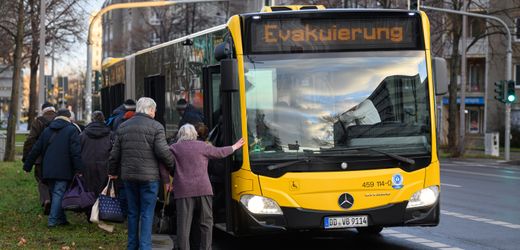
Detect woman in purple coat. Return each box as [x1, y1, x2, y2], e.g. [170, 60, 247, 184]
[170, 124, 244, 250]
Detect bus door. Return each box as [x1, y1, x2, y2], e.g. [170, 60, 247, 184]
[108, 83, 124, 116]
[144, 75, 166, 126]
[203, 65, 234, 232]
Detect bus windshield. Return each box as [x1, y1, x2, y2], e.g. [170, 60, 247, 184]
[244, 51, 431, 161]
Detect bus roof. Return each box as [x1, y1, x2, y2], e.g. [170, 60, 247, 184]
[129, 24, 227, 58]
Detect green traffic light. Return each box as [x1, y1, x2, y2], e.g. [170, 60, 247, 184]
[508, 95, 516, 102]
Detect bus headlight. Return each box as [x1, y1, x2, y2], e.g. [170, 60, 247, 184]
[240, 195, 283, 215]
[406, 186, 439, 209]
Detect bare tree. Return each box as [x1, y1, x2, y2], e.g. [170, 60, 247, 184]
[4, 0, 25, 161]
[26, 0, 87, 127]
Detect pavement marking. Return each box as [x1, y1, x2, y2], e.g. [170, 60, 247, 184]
[441, 183, 462, 188]
[382, 229, 463, 249]
[442, 162, 520, 171]
[440, 168, 520, 180]
[441, 209, 520, 230]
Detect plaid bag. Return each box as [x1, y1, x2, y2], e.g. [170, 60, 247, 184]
[98, 180, 124, 223]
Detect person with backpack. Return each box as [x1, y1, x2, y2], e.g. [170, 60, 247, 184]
[22, 102, 57, 215]
[23, 109, 84, 228]
[107, 99, 136, 131]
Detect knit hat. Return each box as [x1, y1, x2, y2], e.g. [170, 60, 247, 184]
[56, 108, 71, 118]
[41, 102, 55, 113]
[124, 99, 136, 111]
[176, 99, 187, 110]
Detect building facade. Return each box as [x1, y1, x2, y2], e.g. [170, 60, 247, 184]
[101, 0, 264, 60]
[0, 65, 22, 127]
[487, 0, 520, 146]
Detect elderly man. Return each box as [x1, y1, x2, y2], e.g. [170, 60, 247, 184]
[109, 97, 174, 250]
[22, 102, 57, 215]
[23, 109, 84, 227]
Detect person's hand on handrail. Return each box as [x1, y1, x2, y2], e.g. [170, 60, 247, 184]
[232, 138, 245, 151]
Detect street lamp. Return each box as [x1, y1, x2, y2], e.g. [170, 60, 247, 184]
[85, 0, 228, 122]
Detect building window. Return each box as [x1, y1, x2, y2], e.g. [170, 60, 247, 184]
[468, 61, 484, 92]
[150, 32, 160, 46]
[515, 18, 520, 42]
[469, 17, 485, 38]
[149, 11, 160, 25]
[515, 64, 520, 88]
[468, 109, 480, 134]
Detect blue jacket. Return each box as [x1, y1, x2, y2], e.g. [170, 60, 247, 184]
[23, 117, 84, 181]
[179, 104, 205, 127]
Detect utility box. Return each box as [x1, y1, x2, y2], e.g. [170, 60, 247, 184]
[485, 132, 499, 157]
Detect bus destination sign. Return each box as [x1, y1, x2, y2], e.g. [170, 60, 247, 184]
[248, 17, 421, 53]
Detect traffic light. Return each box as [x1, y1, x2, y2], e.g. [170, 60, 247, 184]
[506, 80, 516, 103]
[494, 80, 505, 103]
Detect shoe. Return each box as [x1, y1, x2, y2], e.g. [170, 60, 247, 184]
[43, 200, 51, 215]
[48, 221, 70, 228]
[58, 221, 70, 226]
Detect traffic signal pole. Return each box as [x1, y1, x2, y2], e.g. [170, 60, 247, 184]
[85, 0, 227, 122]
[421, 5, 513, 161]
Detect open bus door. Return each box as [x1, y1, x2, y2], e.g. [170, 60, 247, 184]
[202, 64, 235, 233]
[144, 75, 166, 126]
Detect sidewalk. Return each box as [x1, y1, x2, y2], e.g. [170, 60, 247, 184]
[152, 234, 175, 250]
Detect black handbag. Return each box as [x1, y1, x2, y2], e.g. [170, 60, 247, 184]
[98, 180, 125, 223]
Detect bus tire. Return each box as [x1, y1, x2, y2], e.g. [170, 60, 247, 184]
[356, 226, 384, 235]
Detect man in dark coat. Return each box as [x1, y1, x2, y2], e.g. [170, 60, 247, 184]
[22, 102, 57, 215]
[110, 99, 136, 131]
[109, 97, 174, 250]
[176, 98, 204, 128]
[80, 111, 112, 195]
[23, 109, 84, 227]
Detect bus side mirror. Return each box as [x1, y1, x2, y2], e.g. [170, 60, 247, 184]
[215, 42, 231, 61]
[221, 59, 239, 92]
[432, 57, 448, 96]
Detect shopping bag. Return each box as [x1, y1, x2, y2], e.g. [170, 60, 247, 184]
[98, 180, 124, 223]
[62, 175, 96, 211]
[90, 199, 100, 223]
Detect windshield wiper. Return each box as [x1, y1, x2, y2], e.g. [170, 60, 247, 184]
[267, 158, 311, 171]
[368, 148, 415, 165]
[314, 147, 415, 166]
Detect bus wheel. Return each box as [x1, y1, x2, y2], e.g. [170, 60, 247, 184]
[356, 226, 384, 235]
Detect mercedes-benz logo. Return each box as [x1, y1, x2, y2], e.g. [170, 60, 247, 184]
[338, 193, 354, 209]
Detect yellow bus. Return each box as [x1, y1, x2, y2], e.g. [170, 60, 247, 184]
[101, 6, 448, 236]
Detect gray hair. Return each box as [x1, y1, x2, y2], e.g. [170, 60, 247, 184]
[177, 124, 198, 142]
[136, 97, 156, 114]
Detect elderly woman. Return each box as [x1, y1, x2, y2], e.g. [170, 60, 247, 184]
[170, 124, 244, 250]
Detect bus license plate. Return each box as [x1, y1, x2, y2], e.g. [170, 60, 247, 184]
[324, 215, 368, 229]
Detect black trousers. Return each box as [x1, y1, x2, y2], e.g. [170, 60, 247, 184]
[34, 164, 50, 206]
[176, 196, 213, 250]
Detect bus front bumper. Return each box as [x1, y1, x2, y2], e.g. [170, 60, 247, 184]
[235, 200, 440, 235]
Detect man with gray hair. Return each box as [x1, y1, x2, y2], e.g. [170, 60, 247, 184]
[109, 97, 174, 250]
[22, 101, 57, 215]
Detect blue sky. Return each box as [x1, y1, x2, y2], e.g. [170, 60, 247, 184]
[54, 0, 104, 76]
